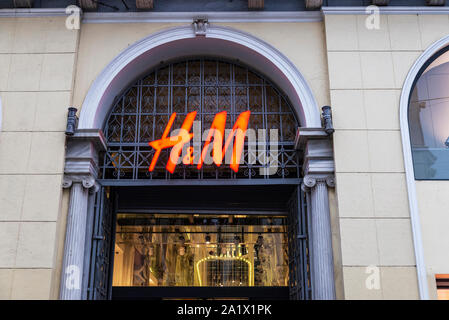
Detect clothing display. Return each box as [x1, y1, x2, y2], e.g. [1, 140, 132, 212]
[112, 213, 289, 288]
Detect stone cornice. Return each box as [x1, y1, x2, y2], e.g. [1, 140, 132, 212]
[322, 6, 449, 15]
[295, 127, 328, 150]
[69, 129, 107, 152]
[82, 11, 323, 23]
[296, 126, 334, 176]
[64, 129, 106, 186]
[0, 8, 77, 17]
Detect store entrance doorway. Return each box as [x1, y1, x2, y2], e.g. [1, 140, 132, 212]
[86, 185, 310, 300]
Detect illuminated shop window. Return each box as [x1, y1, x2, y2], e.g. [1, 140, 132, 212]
[436, 275, 449, 300]
[409, 48, 449, 179]
[112, 214, 289, 287]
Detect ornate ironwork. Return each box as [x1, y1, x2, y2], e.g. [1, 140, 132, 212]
[87, 187, 115, 300]
[100, 58, 301, 180]
[287, 186, 311, 300]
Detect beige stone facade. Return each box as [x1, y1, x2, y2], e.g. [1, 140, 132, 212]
[0, 16, 78, 299]
[0, 9, 448, 300]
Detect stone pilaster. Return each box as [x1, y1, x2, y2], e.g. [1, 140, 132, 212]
[296, 126, 336, 300]
[303, 175, 336, 300]
[60, 129, 106, 300]
[60, 177, 98, 300]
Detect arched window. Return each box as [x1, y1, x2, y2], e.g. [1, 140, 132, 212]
[100, 58, 300, 181]
[409, 48, 449, 180]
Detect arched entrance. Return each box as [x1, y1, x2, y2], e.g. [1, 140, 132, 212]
[61, 25, 336, 300]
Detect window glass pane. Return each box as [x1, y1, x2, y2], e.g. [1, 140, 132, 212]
[409, 50, 449, 179]
[112, 213, 289, 287]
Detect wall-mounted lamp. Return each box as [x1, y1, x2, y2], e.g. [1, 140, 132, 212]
[65, 107, 78, 136]
[205, 233, 211, 244]
[322, 106, 334, 135]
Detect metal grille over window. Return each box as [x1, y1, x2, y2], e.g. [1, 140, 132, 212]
[101, 59, 300, 180]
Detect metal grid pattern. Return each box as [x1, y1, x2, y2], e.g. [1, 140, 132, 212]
[100, 58, 301, 180]
[206, 260, 249, 286]
[88, 187, 116, 300]
[287, 186, 311, 300]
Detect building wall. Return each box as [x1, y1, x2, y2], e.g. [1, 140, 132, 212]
[0, 18, 335, 300]
[325, 12, 449, 299]
[0, 17, 79, 299]
[2, 12, 448, 300]
[72, 22, 330, 114]
[70, 21, 344, 299]
[416, 181, 449, 299]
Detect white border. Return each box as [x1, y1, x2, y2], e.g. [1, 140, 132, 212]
[322, 6, 449, 15]
[399, 35, 449, 300]
[78, 25, 321, 129]
[82, 11, 323, 23]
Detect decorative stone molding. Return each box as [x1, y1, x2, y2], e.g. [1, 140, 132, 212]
[303, 175, 335, 189]
[81, 11, 323, 23]
[13, 0, 33, 8]
[62, 175, 97, 190]
[322, 6, 449, 15]
[297, 122, 335, 299]
[426, 0, 446, 5]
[305, 0, 323, 9]
[77, 26, 321, 129]
[295, 127, 334, 176]
[248, 0, 264, 10]
[192, 18, 209, 36]
[136, 0, 154, 9]
[61, 128, 105, 300]
[371, 0, 389, 5]
[78, 0, 97, 10]
[64, 129, 107, 178]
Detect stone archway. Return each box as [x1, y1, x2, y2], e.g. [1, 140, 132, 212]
[60, 23, 335, 300]
[77, 24, 321, 130]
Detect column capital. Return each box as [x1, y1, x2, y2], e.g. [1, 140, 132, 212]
[303, 174, 335, 189]
[62, 175, 100, 192]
